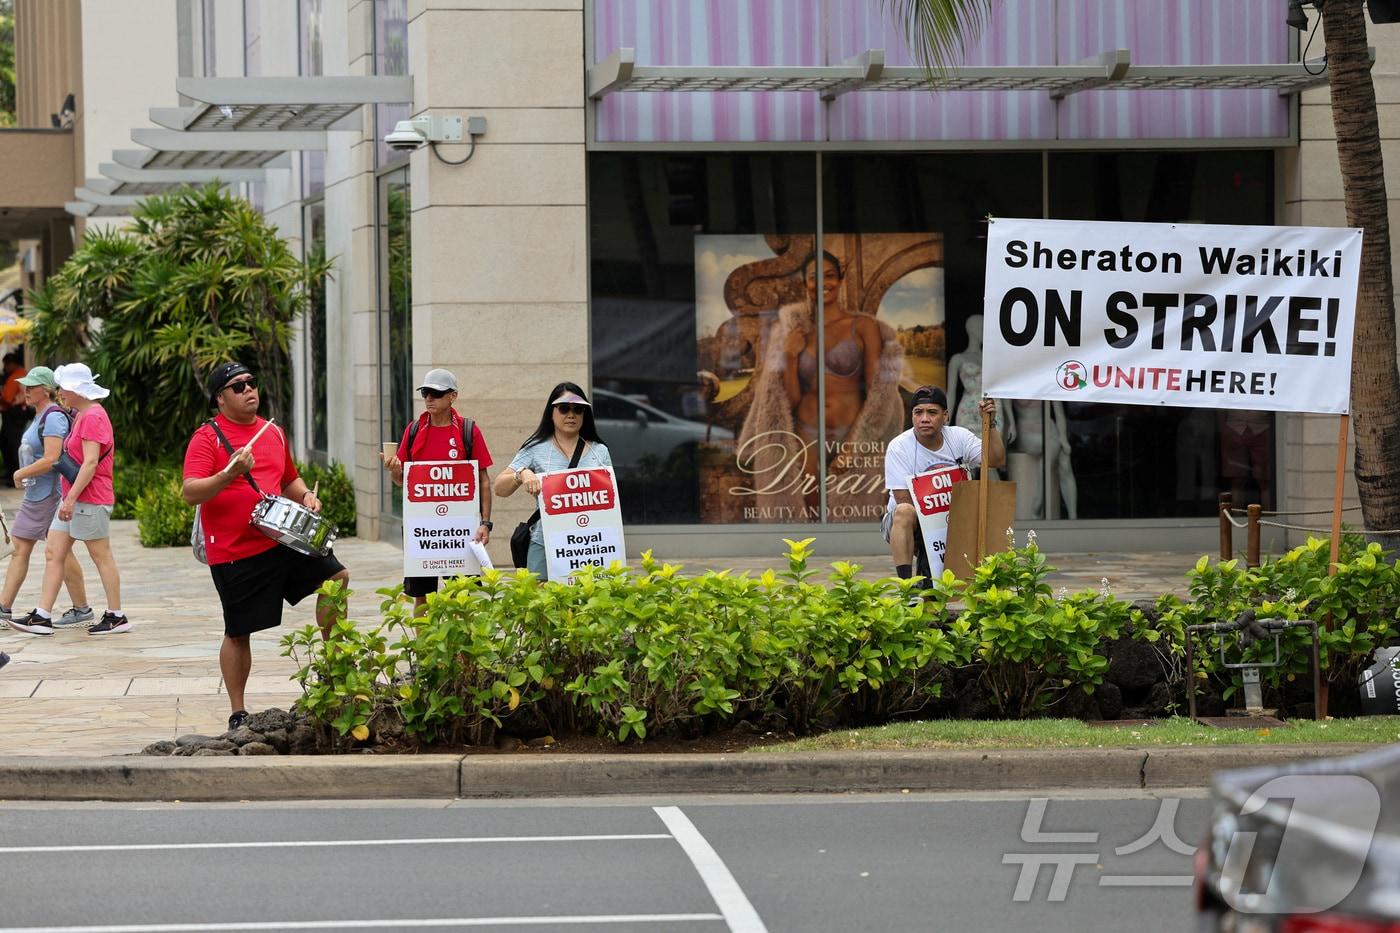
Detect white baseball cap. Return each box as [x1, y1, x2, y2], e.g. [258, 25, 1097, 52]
[417, 368, 458, 393]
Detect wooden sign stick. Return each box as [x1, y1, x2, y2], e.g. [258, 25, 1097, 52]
[976, 404, 992, 563]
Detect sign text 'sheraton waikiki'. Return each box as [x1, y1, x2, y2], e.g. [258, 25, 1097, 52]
[983, 219, 1362, 414]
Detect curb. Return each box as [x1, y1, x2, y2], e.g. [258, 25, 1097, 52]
[0, 744, 1379, 802]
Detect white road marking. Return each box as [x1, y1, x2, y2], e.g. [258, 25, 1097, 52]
[0, 915, 724, 932]
[0, 834, 672, 855]
[654, 806, 767, 933]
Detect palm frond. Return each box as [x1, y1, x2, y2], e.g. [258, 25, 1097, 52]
[881, 0, 995, 78]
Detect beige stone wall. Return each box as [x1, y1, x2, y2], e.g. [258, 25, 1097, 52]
[1280, 17, 1400, 544]
[400, 0, 587, 564]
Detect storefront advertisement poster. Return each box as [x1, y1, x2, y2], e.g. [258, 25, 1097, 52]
[910, 464, 970, 578]
[983, 218, 1363, 414]
[539, 467, 627, 583]
[695, 232, 945, 524]
[402, 460, 482, 578]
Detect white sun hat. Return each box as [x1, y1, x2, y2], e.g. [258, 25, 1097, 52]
[54, 362, 111, 401]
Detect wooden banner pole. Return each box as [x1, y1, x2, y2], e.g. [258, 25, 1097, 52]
[1318, 412, 1349, 720]
[976, 406, 992, 563]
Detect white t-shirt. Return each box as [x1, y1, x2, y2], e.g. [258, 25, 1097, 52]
[884, 426, 983, 513]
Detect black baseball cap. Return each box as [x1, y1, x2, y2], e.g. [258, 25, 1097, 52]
[910, 385, 948, 410]
[206, 362, 251, 405]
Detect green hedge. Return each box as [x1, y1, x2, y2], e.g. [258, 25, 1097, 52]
[133, 477, 195, 547]
[283, 535, 1400, 749]
[294, 460, 356, 537]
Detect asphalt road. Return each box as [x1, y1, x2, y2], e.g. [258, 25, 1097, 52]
[0, 790, 1211, 932]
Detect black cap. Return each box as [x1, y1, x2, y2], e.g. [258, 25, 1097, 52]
[206, 362, 251, 405]
[910, 385, 948, 410]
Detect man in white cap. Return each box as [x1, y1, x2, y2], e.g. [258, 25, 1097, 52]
[382, 368, 494, 612]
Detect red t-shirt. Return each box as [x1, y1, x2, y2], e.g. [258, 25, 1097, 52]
[62, 404, 115, 505]
[183, 415, 298, 565]
[396, 411, 493, 469]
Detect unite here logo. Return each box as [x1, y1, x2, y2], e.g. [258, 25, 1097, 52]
[541, 469, 616, 516]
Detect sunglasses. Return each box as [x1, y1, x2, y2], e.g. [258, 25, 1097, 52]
[223, 378, 257, 395]
[554, 403, 588, 415]
[419, 388, 450, 400]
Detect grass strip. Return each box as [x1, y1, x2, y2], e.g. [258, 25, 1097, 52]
[753, 716, 1400, 752]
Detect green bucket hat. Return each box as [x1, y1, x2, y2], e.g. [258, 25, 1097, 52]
[17, 366, 57, 390]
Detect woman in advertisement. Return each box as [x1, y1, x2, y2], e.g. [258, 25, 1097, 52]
[494, 383, 612, 580]
[737, 250, 904, 519]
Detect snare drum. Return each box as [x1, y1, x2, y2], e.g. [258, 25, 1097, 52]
[250, 495, 338, 557]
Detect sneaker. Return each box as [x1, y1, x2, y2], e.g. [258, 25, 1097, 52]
[0, 606, 11, 623]
[87, 612, 131, 635]
[8, 611, 54, 636]
[0, 652, 9, 671]
[228, 710, 250, 731]
[55, 606, 94, 627]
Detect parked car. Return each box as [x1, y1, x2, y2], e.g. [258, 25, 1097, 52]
[591, 388, 733, 475]
[1194, 742, 1399, 931]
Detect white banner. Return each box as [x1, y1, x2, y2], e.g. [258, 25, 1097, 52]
[910, 464, 970, 578]
[402, 460, 482, 578]
[538, 466, 627, 583]
[983, 218, 1362, 414]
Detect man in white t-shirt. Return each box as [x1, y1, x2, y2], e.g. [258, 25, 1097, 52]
[882, 386, 1005, 580]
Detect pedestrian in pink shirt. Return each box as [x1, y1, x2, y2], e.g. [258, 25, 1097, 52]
[9, 364, 127, 637]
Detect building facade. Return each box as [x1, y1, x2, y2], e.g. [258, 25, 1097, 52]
[7, 0, 1397, 562]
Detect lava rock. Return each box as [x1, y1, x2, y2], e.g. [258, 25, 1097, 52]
[175, 733, 214, 748]
[237, 742, 279, 756]
[259, 729, 290, 754]
[1096, 681, 1124, 721]
[287, 724, 320, 755]
[227, 726, 262, 746]
[1106, 637, 1164, 690]
[140, 741, 178, 756]
[246, 708, 294, 734]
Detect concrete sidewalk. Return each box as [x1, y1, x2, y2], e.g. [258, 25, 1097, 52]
[0, 485, 1200, 758]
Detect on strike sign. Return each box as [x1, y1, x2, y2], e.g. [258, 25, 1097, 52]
[910, 465, 969, 578]
[983, 218, 1362, 414]
[538, 467, 626, 582]
[402, 460, 482, 577]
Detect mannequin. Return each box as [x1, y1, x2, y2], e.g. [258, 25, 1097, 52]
[1007, 399, 1078, 519]
[946, 314, 1009, 456]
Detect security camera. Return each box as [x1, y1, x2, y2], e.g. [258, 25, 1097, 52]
[385, 119, 428, 152]
[383, 114, 466, 152]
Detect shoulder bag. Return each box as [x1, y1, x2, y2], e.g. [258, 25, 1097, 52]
[510, 439, 583, 570]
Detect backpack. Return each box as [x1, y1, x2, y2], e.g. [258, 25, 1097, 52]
[405, 416, 475, 463]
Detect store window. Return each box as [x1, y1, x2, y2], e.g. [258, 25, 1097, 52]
[590, 152, 820, 525]
[379, 168, 412, 516]
[1047, 151, 1277, 517]
[303, 201, 328, 458]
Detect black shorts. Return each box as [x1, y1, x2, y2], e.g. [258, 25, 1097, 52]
[210, 544, 346, 638]
[403, 575, 439, 598]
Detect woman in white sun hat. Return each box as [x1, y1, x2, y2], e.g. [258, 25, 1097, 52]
[9, 363, 127, 637]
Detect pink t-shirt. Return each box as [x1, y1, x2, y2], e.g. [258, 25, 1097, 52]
[61, 404, 115, 505]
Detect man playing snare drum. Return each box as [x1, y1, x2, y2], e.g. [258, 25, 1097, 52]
[182, 362, 350, 732]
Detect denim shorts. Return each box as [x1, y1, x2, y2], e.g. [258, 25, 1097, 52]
[50, 502, 113, 541]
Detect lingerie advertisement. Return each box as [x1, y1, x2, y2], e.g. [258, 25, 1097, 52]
[694, 232, 945, 523]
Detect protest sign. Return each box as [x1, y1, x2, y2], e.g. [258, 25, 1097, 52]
[909, 464, 970, 578]
[402, 460, 482, 578]
[539, 466, 627, 583]
[983, 218, 1362, 414]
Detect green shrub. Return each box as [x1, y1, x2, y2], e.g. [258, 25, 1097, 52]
[133, 477, 195, 547]
[295, 460, 356, 537]
[114, 455, 180, 520]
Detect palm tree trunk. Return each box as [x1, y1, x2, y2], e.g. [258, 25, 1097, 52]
[1321, 0, 1400, 543]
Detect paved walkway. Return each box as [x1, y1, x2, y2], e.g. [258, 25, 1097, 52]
[0, 486, 1200, 758]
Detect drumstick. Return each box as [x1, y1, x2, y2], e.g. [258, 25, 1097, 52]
[310, 479, 319, 503]
[222, 417, 276, 474]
